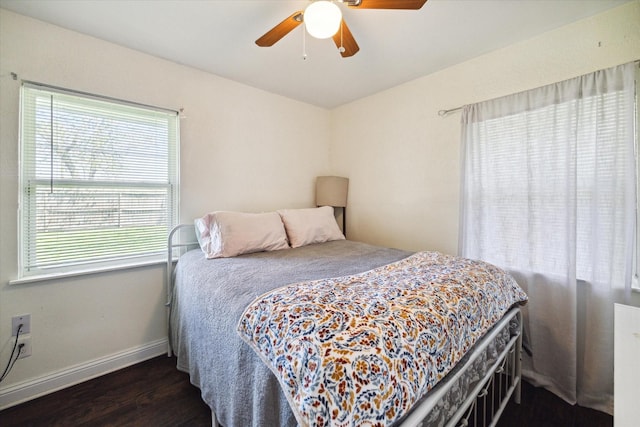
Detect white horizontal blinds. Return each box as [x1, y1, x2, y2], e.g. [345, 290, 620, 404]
[574, 86, 631, 284]
[462, 64, 634, 284]
[21, 83, 178, 274]
[463, 99, 577, 275]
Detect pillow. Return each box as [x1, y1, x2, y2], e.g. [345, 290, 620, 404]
[277, 206, 345, 248]
[194, 211, 289, 259]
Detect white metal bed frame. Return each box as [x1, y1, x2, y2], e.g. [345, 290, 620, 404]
[166, 224, 522, 427]
[166, 224, 200, 357]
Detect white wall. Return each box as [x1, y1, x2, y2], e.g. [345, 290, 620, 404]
[0, 9, 330, 406]
[331, 1, 640, 255]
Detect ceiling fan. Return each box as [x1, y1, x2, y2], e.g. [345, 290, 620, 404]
[255, 0, 428, 58]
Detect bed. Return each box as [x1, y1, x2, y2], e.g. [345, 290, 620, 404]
[167, 213, 527, 427]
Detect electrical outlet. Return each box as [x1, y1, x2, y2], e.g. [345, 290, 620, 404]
[12, 314, 31, 336]
[17, 337, 32, 359]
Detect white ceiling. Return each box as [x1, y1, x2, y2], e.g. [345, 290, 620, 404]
[0, 0, 631, 108]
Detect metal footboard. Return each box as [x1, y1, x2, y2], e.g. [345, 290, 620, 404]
[452, 315, 522, 427]
[400, 307, 523, 427]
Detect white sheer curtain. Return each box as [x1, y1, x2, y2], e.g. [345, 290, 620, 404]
[459, 62, 636, 414]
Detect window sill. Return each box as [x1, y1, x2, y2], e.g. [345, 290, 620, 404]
[9, 258, 167, 286]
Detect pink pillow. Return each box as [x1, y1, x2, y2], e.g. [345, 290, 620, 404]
[277, 206, 345, 248]
[195, 211, 289, 259]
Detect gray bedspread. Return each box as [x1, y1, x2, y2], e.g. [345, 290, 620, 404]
[170, 240, 411, 427]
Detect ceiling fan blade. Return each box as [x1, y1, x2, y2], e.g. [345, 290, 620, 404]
[347, 0, 428, 9]
[332, 19, 360, 58]
[255, 11, 303, 47]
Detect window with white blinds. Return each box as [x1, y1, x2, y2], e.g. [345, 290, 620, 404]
[460, 62, 636, 290]
[19, 83, 179, 278]
[464, 92, 629, 281]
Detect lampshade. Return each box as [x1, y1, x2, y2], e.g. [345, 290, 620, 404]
[304, 1, 342, 39]
[316, 176, 349, 207]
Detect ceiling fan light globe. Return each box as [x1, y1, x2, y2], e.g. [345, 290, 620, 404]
[304, 1, 342, 39]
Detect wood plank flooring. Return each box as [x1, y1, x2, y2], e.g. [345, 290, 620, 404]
[1, 356, 211, 427]
[497, 380, 613, 427]
[1, 355, 613, 427]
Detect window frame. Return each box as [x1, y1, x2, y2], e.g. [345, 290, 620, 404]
[634, 65, 640, 292]
[13, 82, 180, 284]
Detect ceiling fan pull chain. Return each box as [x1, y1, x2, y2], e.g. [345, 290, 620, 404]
[339, 20, 346, 53]
[302, 23, 308, 60]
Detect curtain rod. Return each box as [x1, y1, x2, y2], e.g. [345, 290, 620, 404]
[437, 106, 463, 117]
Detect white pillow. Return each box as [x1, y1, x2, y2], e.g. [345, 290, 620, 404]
[194, 211, 289, 259]
[277, 206, 345, 248]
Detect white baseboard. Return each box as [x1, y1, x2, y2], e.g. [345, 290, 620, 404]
[0, 338, 168, 410]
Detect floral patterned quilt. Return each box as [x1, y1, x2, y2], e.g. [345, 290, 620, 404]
[237, 251, 527, 427]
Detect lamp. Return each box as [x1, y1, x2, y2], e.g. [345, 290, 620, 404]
[316, 176, 349, 236]
[304, 1, 342, 39]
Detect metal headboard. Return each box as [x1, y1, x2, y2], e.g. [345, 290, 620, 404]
[166, 223, 199, 356]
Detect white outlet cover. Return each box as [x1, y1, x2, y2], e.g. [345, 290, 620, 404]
[12, 314, 31, 336]
[17, 337, 32, 359]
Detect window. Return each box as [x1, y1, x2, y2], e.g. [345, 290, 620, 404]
[464, 92, 631, 281]
[18, 83, 179, 279]
[460, 64, 636, 290]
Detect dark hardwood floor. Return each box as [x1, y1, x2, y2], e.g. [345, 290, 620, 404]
[496, 381, 613, 427]
[1, 355, 613, 427]
[1, 356, 211, 427]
